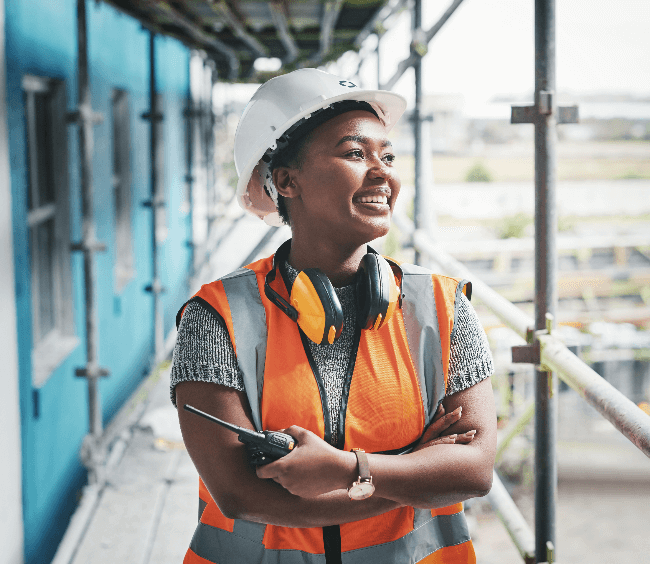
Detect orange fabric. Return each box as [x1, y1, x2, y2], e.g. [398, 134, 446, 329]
[262, 524, 325, 554]
[183, 548, 215, 564]
[419, 540, 476, 564]
[343, 316, 424, 453]
[182, 253, 471, 560]
[431, 502, 464, 517]
[340, 506, 414, 552]
[260, 262, 327, 441]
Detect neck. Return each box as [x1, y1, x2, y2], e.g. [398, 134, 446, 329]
[287, 237, 367, 287]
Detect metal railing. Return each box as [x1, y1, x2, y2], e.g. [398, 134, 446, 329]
[394, 216, 650, 561]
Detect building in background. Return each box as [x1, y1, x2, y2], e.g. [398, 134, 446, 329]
[0, 1, 216, 561]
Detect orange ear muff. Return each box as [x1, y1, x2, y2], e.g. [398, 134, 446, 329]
[356, 254, 399, 331]
[290, 269, 344, 345]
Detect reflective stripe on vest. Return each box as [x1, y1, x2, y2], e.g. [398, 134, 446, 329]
[400, 264, 445, 428]
[220, 267, 267, 432]
[187, 508, 471, 564]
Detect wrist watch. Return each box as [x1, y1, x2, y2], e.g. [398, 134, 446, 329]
[348, 448, 375, 500]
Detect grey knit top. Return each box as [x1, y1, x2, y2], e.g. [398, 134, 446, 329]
[171, 262, 493, 443]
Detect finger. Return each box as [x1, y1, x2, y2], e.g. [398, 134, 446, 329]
[454, 430, 477, 444]
[422, 435, 457, 447]
[424, 406, 463, 438]
[433, 403, 445, 420]
[256, 458, 282, 480]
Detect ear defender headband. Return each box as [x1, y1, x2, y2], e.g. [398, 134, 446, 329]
[264, 242, 400, 345]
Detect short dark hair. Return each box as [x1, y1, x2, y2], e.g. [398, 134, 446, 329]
[269, 131, 313, 225]
[267, 100, 380, 225]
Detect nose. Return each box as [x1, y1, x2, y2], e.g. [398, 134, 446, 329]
[367, 155, 391, 179]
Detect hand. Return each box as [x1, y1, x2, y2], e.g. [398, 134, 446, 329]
[256, 426, 354, 498]
[413, 404, 476, 452]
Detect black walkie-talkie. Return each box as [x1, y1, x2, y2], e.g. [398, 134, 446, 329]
[183, 404, 297, 466]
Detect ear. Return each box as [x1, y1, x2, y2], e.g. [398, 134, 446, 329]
[272, 167, 301, 199]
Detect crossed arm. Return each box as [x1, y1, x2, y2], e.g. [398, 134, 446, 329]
[175, 376, 497, 528]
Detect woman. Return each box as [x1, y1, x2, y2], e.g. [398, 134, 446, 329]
[173, 69, 497, 564]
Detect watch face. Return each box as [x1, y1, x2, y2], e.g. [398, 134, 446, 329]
[349, 481, 375, 501]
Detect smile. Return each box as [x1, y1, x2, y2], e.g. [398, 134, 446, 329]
[356, 195, 388, 205]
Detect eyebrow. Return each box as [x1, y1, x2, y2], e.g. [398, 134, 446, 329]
[335, 135, 392, 148]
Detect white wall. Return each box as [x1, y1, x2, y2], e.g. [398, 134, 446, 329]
[0, 0, 25, 562]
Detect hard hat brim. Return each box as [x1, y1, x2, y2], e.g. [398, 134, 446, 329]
[236, 88, 407, 225]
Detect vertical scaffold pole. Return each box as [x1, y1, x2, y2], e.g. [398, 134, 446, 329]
[70, 0, 109, 485]
[143, 32, 165, 361]
[412, 0, 423, 265]
[534, 0, 558, 560]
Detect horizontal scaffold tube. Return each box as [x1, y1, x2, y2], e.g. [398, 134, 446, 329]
[538, 334, 650, 458]
[398, 221, 650, 459]
[485, 471, 535, 564]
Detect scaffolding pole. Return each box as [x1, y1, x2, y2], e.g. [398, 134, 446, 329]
[412, 0, 423, 265]
[143, 32, 165, 361]
[69, 0, 109, 485]
[533, 1, 558, 560]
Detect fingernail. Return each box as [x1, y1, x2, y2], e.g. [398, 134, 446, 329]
[449, 434, 457, 439]
[466, 430, 476, 435]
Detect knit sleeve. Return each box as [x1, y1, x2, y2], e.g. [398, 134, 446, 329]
[446, 293, 494, 397]
[170, 300, 244, 407]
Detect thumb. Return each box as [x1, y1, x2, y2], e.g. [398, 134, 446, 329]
[282, 425, 309, 445]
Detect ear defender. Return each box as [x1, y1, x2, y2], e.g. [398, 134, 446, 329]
[356, 254, 400, 331]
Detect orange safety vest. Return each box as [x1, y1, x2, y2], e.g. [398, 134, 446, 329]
[178, 250, 475, 564]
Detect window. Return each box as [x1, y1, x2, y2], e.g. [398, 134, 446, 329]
[112, 89, 135, 292]
[23, 75, 77, 386]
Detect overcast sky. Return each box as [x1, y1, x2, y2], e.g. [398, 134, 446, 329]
[349, 0, 650, 115]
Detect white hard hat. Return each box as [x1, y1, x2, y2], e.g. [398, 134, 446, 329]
[234, 68, 407, 225]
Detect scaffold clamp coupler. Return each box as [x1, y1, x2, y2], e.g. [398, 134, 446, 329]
[140, 111, 164, 121]
[511, 90, 579, 124]
[145, 281, 166, 294]
[67, 106, 104, 125]
[511, 341, 540, 365]
[75, 365, 110, 379]
[70, 239, 107, 253]
[141, 199, 166, 208]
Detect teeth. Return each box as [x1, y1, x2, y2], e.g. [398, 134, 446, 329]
[358, 195, 388, 204]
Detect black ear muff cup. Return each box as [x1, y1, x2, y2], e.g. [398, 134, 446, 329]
[357, 254, 391, 330]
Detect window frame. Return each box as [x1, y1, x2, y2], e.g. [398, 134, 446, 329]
[111, 88, 135, 292]
[23, 74, 78, 387]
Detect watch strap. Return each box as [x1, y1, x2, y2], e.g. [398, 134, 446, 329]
[352, 448, 370, 480]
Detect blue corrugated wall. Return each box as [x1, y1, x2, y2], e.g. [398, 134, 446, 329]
[5, 1, 192, 562]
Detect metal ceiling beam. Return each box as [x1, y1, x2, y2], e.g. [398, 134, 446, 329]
[383, 0, 465, 90]
[210, 0, 268, 59]
[315, 0, 344, 63]
[136, 1, 240, 78]
[269, 1, 299, 64]
[353, 0, 406, 49]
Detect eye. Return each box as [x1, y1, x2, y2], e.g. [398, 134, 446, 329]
[346, 149, 364, 159]
[382, 153, 396, 164]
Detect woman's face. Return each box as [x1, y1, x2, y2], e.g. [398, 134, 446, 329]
[287, 110, 401, 247]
